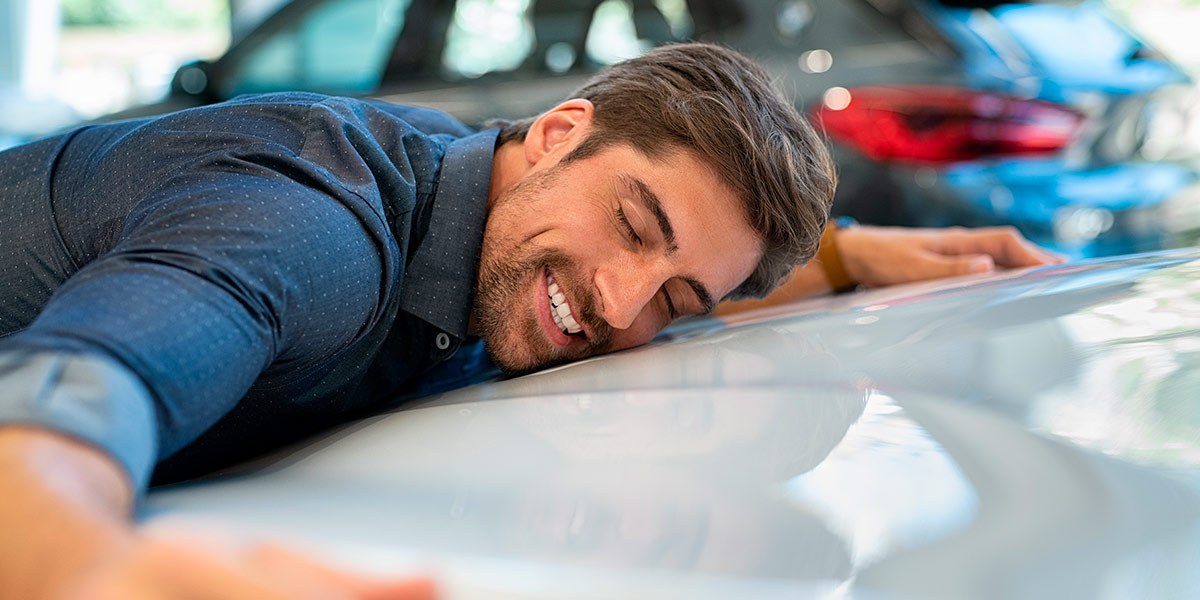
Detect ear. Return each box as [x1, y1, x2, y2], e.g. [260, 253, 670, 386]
[523, 98, 595, 167]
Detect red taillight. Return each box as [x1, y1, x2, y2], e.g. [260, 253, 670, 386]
[810, 85, 1084, 164]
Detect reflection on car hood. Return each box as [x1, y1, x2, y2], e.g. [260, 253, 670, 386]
[146, 248, 1200, 600]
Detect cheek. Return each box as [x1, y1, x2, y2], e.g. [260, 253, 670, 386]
[530, 216, 616, 254]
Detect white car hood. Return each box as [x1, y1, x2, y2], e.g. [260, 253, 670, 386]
[146, 249, 1200, 599]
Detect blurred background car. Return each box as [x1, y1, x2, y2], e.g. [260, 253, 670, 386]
[3, 0, 1199, 258]
[96, 0, 1200, 259]
[810, 0, 1200, 259]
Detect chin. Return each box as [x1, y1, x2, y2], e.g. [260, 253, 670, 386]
[482, 335, 573, 376]
[474, 306, 548, 375]
[474, 235, 603, 374]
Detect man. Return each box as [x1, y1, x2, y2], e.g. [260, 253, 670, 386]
[0, 43, 1056, 599]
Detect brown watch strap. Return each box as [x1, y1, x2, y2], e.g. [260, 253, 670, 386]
[818, 220, 857, 293]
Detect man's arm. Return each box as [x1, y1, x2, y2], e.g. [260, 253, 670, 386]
[717, 224, 1063, 315]
[0, 426, 438, 599]
[0, 177, 435, 598]
[0, 427, 132, 600]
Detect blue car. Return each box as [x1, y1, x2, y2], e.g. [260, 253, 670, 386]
[812, 0, 1199, 258]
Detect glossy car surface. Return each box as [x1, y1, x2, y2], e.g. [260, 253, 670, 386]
[145, 248, 1200, 599]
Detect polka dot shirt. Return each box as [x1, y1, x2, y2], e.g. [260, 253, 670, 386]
[0, 93, 498, 492]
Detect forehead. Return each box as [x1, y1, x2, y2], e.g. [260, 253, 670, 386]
[600, 144, 763, 298]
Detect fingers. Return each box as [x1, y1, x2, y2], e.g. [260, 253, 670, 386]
[919, 252, 995, 280]
[359, 580, 439, 600]
[935, 226, 1063, 268]
[987, 227, 1064, 267]
[250, 543, 437, 600]
[68, 526, 439, 600]
[69, 537, 305, 600]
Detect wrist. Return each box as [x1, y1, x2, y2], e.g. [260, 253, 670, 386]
[0, 428, 135, 600]
[817, 217, 858, 293]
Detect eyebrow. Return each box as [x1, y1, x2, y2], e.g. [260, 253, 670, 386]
[620, 176, 717, 315]
[625, 176, 678, 255]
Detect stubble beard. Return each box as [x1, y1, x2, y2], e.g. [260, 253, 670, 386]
[473, 171, 614, 375]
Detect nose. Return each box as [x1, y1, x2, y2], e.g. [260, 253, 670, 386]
[593, 258, 666, 330]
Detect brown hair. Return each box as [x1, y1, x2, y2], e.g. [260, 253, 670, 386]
[488, 42, 837, 299]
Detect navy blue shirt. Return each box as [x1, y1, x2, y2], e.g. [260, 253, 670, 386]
[0, 93, 500, 492]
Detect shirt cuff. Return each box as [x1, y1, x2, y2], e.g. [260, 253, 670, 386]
[0, 350, 158, 493]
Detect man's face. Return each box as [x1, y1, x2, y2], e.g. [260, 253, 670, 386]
[474, 138, 763, 374]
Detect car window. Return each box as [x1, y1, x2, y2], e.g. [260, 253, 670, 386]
[587, 0, 656, 65]
[441, 0, 692, 79]
[441, 0, 536, 79]
[225, 0, 412, 96]
[222, 0, 703, 97]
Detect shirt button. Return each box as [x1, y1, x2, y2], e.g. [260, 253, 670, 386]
[435, 332, 451, 350]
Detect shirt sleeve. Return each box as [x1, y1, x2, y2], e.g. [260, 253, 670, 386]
[0, 350, 158, 490]
[0, 160, 392, 494]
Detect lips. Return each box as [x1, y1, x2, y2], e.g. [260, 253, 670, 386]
[547, 271, 582, 335]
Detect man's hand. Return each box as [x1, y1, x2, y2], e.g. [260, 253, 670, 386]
[0, 427, 435, 600]
[715, 224, 1062, 316]
[837, 224, 1064, 288]
[66, 527, 436, 600]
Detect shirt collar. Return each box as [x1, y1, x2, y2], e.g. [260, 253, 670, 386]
[399, 127, 499, 340]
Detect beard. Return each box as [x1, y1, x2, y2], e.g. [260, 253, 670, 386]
[473, 168, 614, 374]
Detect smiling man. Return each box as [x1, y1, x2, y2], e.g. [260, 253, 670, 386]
[477, 135, 763, 371]
[477, 106, 769, 372]
[0, 43, 1052, 599]
[474, 44, 835, 373]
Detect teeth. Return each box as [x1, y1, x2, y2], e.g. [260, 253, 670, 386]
[547, 273, 583, 335]
[562, 313, 580, 330]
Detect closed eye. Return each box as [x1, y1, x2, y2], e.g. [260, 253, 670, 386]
[660, 287, 678, 320]
[616, 205, 642, 245]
